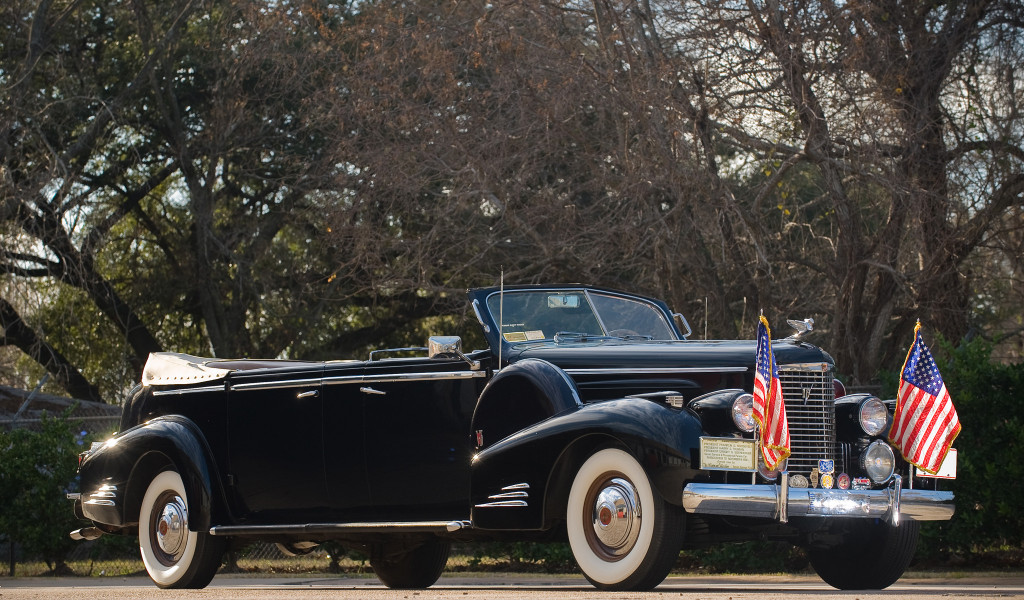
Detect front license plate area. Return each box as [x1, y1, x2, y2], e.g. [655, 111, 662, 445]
[916, 448, 957, 479]
[699, 437, 756, 472]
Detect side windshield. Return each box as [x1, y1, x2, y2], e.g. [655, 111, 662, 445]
[588, 293, 676, 340]
[486, 291, 676, 341]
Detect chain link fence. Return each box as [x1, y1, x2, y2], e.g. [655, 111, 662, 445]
[3, 539, 539, 578]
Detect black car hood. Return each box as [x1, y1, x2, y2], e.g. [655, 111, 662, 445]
[508, 339, 832, 371]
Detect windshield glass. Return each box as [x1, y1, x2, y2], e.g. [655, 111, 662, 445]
[485, 290, 677, 342]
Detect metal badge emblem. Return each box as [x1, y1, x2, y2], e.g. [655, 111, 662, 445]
[810, 467, 819, 489]
[818, 459, 835, 474]
[789, 474, 809, 488]
[836, 473, 850, 490]
[852, 477, 871, 490]
[820, 473, 834, 489]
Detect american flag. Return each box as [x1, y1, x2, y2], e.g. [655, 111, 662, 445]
[753, 316, 790, 471]
[889, 322, 960, 474]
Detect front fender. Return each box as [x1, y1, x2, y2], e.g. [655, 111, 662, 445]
[470, 358, 583, 449]
[77, 415, 224, 532]
[470, 398, 704, 530]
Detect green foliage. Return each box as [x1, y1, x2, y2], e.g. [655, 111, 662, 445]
[467, 542, 575, 572]
[680, 542, 808, 574]
[0, 410, 89, 573]
[914, 338, 1024, 558]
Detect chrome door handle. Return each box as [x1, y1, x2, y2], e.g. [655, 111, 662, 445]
[296, 390, 319, 399]
[360, 387, 386, 395]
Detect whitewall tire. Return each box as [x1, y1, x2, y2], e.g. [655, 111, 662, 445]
[566, 448, 684, 590]
[138, 470, 223, 589]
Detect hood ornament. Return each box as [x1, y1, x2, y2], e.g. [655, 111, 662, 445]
[785, 318, 814, 340]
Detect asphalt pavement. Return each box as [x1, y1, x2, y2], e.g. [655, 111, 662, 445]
[2, 573, 1024, 600]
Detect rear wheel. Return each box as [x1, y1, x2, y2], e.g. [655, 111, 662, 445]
[138, 470, 224, 589]
[566, 448, 684, 590]
[370, 539, 450, 589]
[807, 518, 920, 590]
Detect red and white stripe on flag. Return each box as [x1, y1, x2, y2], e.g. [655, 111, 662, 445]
[889, 322, 961, 475]
[753, 316, 791, 471]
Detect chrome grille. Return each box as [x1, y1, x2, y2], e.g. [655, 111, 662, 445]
[778, 364, 837, 476]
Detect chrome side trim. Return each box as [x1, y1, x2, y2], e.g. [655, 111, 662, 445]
[475, 483, 531, 508]
[323, 371, 487, 386]
[83, 484, 118, 507]
[446, 520, 473, 532]
[209, 521, 466, 537]
[778, 362, 832, 372]
[362, 371, 486, 383]
[682, 483, 954, 522]
[487, 491, 529, 500]
[152, 385, 226, 397]
[474, 500, 529, 508]
[229, 378, 322, 392]
[565, 367, 747, 375]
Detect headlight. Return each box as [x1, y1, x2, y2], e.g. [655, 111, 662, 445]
[861, 440, 895, 483]
[757, 453, 785, 481]
[732, 393, 756, 432]
[858, 396, 889, 436]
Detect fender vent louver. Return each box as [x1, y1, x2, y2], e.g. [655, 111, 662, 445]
[474, 483, 530, 508]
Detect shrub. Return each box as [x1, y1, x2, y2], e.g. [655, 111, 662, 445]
[915, 338, 1024, 560]
[0, 409, 89, 574]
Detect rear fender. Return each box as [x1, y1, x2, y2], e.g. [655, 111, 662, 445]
[471, 397, 704, 530]
[78, 415, 224, 532]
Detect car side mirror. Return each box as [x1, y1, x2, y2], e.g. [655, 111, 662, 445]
[428, 336, 481, 370]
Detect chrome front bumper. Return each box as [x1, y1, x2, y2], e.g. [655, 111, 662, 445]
[683, 476, 954, 525]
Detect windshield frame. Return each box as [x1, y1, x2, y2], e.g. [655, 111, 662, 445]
[473, 286, 683, 349]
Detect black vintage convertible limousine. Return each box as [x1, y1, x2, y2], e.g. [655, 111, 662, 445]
[69, 285, 955, 590]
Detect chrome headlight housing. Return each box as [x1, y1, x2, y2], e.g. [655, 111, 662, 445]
[858, 396, 889, 436]
[861, 440, 895, 483]
[731, 393, 756, 432]
[757, 453, 786, 481]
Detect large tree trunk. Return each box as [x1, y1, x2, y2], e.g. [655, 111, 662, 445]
[0, 297, 103, 403]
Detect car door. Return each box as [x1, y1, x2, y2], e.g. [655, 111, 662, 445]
[351, 358, 486, 521]
[226, 365, 327, 521]
[321, 361, 372, 515]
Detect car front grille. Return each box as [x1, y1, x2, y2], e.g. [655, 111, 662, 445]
[778, 364, 838, 477]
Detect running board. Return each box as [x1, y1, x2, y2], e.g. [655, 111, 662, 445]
[209, 520, 473, 537]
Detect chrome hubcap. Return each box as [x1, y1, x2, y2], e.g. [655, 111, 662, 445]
[590, 477, 641, 557]
[155, 495, 188, 560]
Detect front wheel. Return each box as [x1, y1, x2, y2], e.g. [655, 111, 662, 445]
[138, 470, 224, 589]
[807, 518, 920, 590]
[567, 448, 684, 591]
